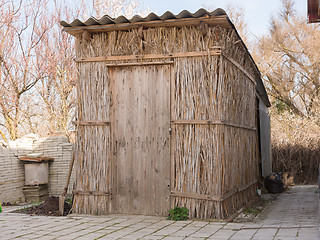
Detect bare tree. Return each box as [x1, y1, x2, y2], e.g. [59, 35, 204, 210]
[0, 0, 149, 141]
[33, 3, 77, 139]
[253, 0, 320, 119]
[0, 0, 54, 140]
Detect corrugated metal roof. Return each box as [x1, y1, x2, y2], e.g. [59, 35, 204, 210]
[60, 8, 227, 28]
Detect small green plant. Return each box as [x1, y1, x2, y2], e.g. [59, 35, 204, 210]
[244, 207, 261, 215]
[65, 198, 73, 205]
[167, 206, 189, 221]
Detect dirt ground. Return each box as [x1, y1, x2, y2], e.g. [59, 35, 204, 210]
[15, 196, 71, 216]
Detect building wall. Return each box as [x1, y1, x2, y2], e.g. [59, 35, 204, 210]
[73, 25, 260, 219]
[0, 135, 74, 203]
[259, 100, 272, 177]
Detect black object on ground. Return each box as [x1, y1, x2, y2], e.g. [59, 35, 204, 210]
[264, 172, 284, 194]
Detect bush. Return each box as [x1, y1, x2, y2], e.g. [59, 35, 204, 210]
[167, 206, 189, 221]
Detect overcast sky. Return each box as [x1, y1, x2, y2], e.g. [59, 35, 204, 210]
[141, 0, 307, 37]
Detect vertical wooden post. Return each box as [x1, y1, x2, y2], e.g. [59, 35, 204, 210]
[170, 64, 175, 209]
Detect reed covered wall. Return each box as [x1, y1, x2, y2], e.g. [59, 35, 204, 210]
[72, 24, 260, 219]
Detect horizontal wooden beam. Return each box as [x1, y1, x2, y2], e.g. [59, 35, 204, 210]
[171, 180, 257, 202]
[172, 119, 215, 125]
[63, 16, 231, 36]
[106, 61, 173, 67]
[75, 50, 221, 63]
[72, 190, 111, 196]
[171, 191, 221, 201]
[222, 54, 256, 86]
[222, 120, 256, 131]
[171, 119, 256, 131]
[72, 121, 110, 126]
[221, 180, 257, 201]
[19, 157, 54, 162]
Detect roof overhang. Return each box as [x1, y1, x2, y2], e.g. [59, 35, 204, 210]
[62, 15, 231, 37]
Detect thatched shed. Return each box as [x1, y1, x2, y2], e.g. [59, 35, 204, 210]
[61, 8, 271, 219]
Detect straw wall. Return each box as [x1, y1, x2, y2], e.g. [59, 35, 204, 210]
[172, 56, 257, 219]
[73, 62, 112, 214]
[73, 25, 259, 218]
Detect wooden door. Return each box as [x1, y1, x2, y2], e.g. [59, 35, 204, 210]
[109, 64, 171, 215]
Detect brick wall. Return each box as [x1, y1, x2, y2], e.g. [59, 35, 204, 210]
[0, 135, 74, 203]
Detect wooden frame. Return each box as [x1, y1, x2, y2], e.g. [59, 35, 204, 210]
[75, 50, 222, 63]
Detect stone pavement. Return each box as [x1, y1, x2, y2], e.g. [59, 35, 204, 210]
[0, 185, 318, 240]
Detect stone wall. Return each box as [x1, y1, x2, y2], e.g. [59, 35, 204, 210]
[0, 135, 74, 203]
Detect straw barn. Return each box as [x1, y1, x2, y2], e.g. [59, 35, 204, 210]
[61, 8, 271, 219]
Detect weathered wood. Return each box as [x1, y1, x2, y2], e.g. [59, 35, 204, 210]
[171, 119, 215, 125]
[222, 120, 256, 131]
[171, 119, 256, 131]
[172, 180, 257, 202]
[171, 191, 221, 201]
[222, 54, 256, 85]
[110, 65, 171, 215]
[72, 121, 110, 126]
[58, 196, 65, 216]
[19, 157, 54, 162]
[64, 15, 231, 36]
[59, 151, 75, 216]
[72, 24, 260, 219]
[170, 65, 175, 209]
[72, 62, 112, 215]
[73, 190, 111, 196]
[75, 50, 222, 63]
[105, 61, 173, 67]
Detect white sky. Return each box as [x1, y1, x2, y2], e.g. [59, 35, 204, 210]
[141, 0, 307, 37]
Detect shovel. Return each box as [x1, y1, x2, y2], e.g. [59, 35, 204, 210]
[59, 151, 75, 216]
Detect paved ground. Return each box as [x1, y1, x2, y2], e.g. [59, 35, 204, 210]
[0, 185, 318, 240]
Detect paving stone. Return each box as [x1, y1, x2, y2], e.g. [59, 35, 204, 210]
[184, 237, 208, 240]
[169, 227, 200, 237]
[229, 229, 258, 240]
[162, 237, 185, 240]
[252, 228, 278, 240]
[0, 185, 317, 240]
[188, 228, 217, 238]
[32, 235, 57, 240]
[275, 228, 299, 238]
[208, 229, 237, 239]
[187, 221, 209, 227]
[223, 223, 245, 230]
[152, 227, 181, 236]
[139, 235, 164, 240]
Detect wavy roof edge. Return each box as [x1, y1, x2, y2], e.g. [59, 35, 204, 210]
[60, 8, 227, 28]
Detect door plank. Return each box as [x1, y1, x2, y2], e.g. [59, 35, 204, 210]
[110, 65, 171, 215]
